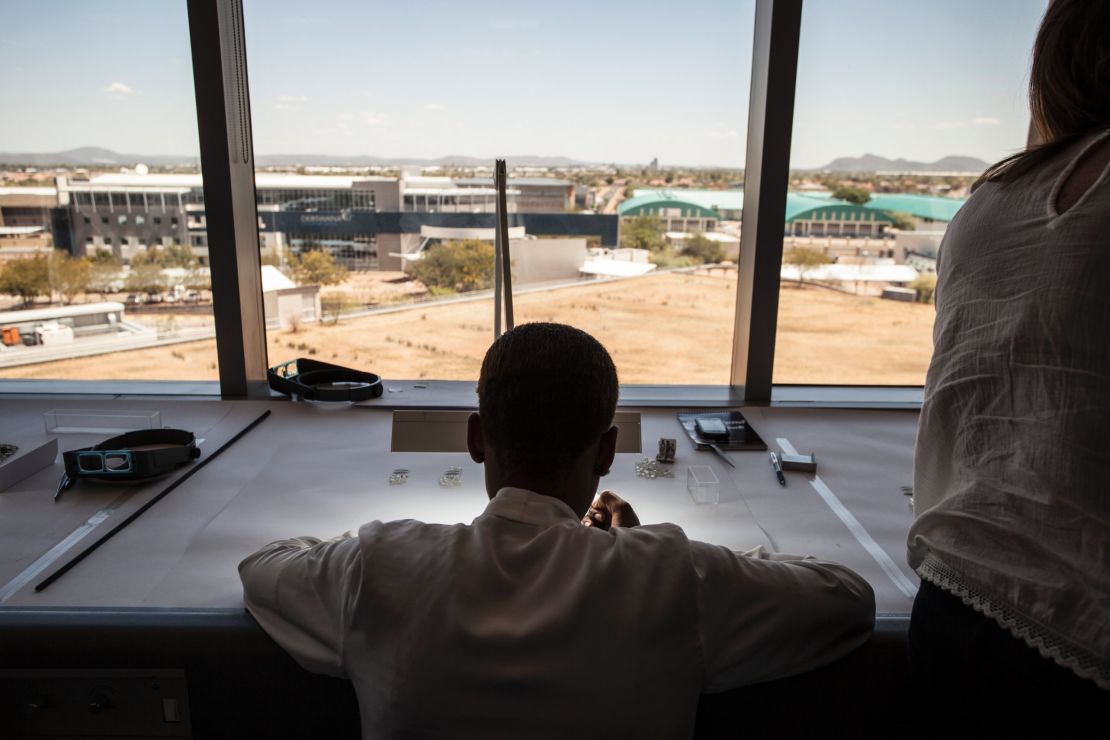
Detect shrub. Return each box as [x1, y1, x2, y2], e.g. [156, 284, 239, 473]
[910, 273, 937, 303]
[410, 240, 495, 293]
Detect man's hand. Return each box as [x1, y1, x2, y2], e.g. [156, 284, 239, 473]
[582, 490, 640, 530]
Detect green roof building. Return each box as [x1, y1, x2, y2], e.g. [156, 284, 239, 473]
[862, 193, 965, 223]
[783, 193, 895, 237]
[618, 192, 726, 233]
[618, 187, 965, 237]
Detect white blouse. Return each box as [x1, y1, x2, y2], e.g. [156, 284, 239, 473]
[909, 129, 1110, 689]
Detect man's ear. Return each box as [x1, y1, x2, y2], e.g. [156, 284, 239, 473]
[594, 425, 618, 476]
[467, 412, 485, 464]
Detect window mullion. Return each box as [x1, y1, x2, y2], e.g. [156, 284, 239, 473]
[731, 0, 803, 401]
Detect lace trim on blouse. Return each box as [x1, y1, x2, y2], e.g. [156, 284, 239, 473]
[917, 553, 1109, 691]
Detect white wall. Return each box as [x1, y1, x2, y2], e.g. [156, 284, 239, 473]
[509, 238, 589, 284]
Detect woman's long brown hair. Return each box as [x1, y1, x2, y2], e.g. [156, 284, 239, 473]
[973, 0, 1110, 191]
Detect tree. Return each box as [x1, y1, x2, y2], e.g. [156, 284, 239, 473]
[410, 239, 495, 293]
[0, 255, 50, 306]
[321, 292, 359, 324]
[125, 262, 167, 296]
[682, 232, 725, 264]
[184, 264, 211, 292]
[88, 252, 124, 297]
[890, 211, 917, 231]
[159, 244, 200, 269]
[831, 184, 871, 205]
[620, 214, 666, 252]
[783, 247, 832, 286]
[648, 247, 696, 269]
[47, 251, 91, 305]
[290, 249, 347, 287]
[130, 249, 159, 268]
[90, 249, 119, 265]
[910, 272, 937, 303]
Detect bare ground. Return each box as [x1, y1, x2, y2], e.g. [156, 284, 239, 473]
[2, 273, 934, 385]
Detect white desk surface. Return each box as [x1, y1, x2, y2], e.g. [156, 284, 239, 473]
[0, 399, 920, 612]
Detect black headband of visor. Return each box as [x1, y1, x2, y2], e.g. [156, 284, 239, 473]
[268, 358, 384, 402]
[62, 428, 200, 482]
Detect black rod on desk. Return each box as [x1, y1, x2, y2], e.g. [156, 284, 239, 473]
[34, 410, 272, 593]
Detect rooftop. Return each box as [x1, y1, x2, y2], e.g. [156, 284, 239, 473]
[631, 188, 743, 212]
[0, 187, 57, 197]
[60, 173, 395, 191]
[624, 189, 966, 223]
[456, 177, 573, 187]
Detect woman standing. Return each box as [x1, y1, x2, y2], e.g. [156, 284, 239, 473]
[908, 0, 1110, 732]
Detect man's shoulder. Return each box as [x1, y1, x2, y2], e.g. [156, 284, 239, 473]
[358, 518, 465, 540]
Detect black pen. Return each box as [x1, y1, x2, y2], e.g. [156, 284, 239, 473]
[769, 452, 786, 487]
[54, 473, 74, 502]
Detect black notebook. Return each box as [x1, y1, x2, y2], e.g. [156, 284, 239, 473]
[677, 411, 768, 451]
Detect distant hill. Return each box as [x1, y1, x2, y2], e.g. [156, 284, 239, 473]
[0, 147, 589, 169]
[255, 153, 590, 168]
[0, 147, 199, 167]
[813, 153, 990, 173]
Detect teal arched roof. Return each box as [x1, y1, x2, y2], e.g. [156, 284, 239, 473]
[630, 188, 743, 213]
[618, 190, 965, 223]
[784, 193, 894, 223]
[863, 193, 965, 222]
[618, 193, 722, 219]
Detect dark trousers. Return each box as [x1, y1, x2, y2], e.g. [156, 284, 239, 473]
[908, 579, 1109, 737]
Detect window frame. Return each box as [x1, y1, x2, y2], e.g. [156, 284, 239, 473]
[0, 0, 924, 408]
[190, 0, 807, 402]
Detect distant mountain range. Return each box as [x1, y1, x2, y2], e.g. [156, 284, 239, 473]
[255, 153, 590, 168]
[813, 153, 990, 173]
[0, 147, 200, 167]
[0, 147, 587, 169]
[0, 146, 993, 173]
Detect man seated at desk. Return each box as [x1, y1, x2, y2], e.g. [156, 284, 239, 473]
[239, 322, 875, 739]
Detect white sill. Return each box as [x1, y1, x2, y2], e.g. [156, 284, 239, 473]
[0, 379, 923, 409]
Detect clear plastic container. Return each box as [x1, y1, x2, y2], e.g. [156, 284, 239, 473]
[687, 465, 720, 505]
[44, 409, 162, 434]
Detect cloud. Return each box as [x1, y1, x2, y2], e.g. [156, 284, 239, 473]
[931, 120, 966, 131]
[338, 112, 355, 121]
[362, 110, 387, 126]
[424, 103, 445, 111]
[973, 116, 1001, 126]
[274, 94, 308, 112]
[708, 129, 741, 139]
[102, 82, 134, 96]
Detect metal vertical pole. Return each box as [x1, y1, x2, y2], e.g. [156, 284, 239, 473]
[495, 160, 514, 331]
[187, 0, 268, 397]
[730, 0, 803, 401]
[493, 172, 503, 339]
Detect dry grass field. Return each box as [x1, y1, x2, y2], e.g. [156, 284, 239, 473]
[2, 272, 935, 385]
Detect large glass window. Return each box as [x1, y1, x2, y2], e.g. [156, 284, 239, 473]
[244, 0, 753, 384]
[0, 1, 217, 382]
[772, 0, 1045, 385]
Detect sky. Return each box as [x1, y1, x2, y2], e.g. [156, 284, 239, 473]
[0, 0, 1047, 169]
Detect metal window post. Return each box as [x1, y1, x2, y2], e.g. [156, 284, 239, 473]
[187, 0, 269, 398]
[731, 0, 803, 402]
